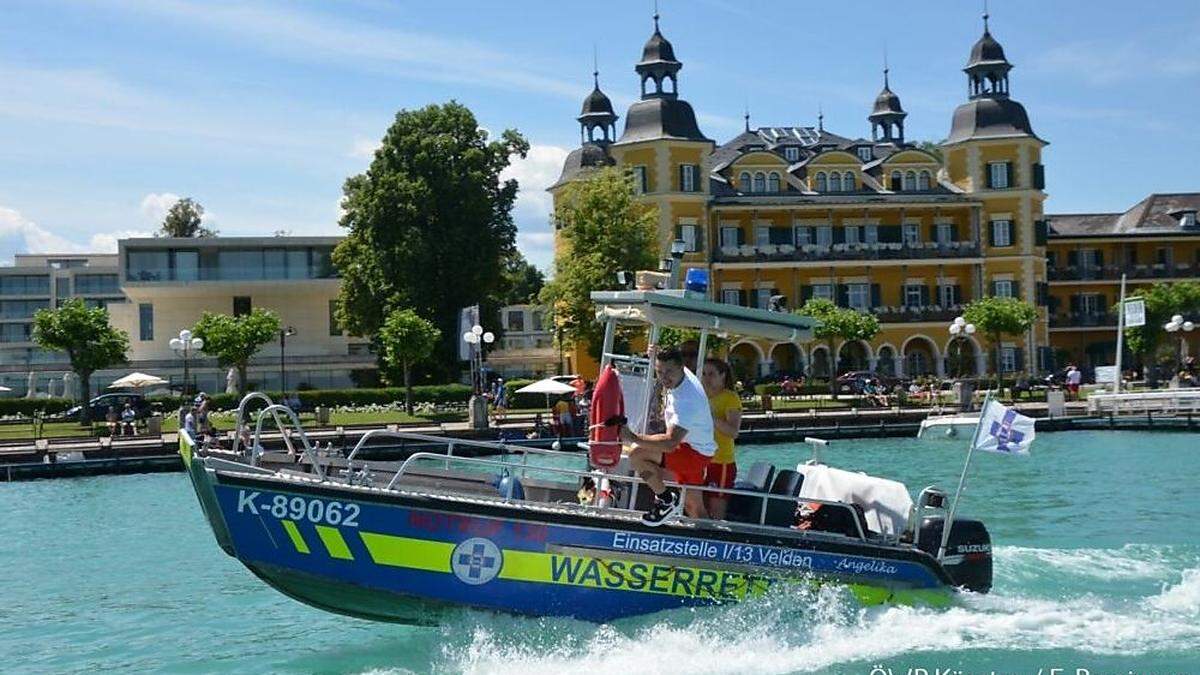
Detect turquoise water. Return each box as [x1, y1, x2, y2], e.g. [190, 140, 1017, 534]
[3, 431, 1199, 674]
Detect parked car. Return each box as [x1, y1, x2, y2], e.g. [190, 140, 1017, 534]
[834, 371, 906, 395]
[63, 393, 152, 422]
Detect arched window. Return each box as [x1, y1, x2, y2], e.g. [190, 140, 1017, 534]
[904, 171, 917, 191]
[740, 172, 751, 192]
[918, 170, 932, 190]
[753, 172, 766, 193]
[891, 171, 903, 191]
[843, 171, 854, 191]
[815, 172, 827, 192]
[767, 172, 781, 193]
[829, 172, 842, 192]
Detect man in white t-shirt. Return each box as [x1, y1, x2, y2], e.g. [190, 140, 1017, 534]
[1066, 364, 1082, 401]
[620, 347, 717, 525]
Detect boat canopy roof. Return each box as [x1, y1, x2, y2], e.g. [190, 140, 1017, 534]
[591, 290, 816, 343]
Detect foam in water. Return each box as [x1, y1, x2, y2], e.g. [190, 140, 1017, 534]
[994, 543, 1180, 581]
[430, 559, 1200, 675]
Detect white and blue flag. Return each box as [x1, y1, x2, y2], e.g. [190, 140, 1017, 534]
[972, 399, 1035, 455]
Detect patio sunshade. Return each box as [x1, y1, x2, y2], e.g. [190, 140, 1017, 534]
[109, 372, 169, 389]
[515, 378, 577, 395]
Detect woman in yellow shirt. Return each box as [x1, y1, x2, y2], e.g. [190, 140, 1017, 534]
[701, 358, 742, 519]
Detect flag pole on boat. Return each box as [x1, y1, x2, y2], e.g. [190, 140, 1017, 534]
[937, 388, 992, 561]
[1114, 274, 1127, 394]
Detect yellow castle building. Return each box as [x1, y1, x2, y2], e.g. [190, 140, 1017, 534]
[551, 12, 1196, 382]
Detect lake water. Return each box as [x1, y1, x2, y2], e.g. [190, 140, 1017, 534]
[3, 430, 1199, 674]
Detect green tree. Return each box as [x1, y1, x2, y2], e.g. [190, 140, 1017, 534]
[377, 309, 442, 414]
[1120, 281, 1200, 381]
[158, 197, 216, 237]
[794, 298, 880, 397]
[498, 250, 545, 306]
[963, 296, 1038, 382]
[333, 101, 528, 378]
[192, 309, 281, 396]
[539, 167, 658, 358]
[916, 140, 946, 162]
[32, 299, 129, 424]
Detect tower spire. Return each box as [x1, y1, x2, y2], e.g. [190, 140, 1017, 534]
[592, 44, 599, 87]
[744, 100, 750, 132]
[653, 0, 660, 31]
[818, 103, 824, 132]
[983, 0, 990, 31]
[883, 43, 890, 88]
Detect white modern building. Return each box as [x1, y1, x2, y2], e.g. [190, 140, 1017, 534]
[1, 235, 558, 399]
[485, 303, 559, 380]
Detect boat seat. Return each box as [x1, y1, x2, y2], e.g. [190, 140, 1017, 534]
[763, 469, 805, 527]
[725, 462, 775, 523]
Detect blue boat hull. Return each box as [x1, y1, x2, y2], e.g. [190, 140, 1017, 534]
[187, 459, 955, 622]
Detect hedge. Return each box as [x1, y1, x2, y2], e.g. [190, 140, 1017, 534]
[0, 397, 76, 417]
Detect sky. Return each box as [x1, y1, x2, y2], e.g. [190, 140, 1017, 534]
[0, 0, 1197, 271]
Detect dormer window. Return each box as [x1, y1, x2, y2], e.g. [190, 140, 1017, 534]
[784, 146, 800, 162]
[856, 146, 873, 162]
[1181, 211, 1197, 229]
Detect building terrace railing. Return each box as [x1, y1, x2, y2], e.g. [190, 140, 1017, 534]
[714, 241, 981, 263]
[871, 306, 966, 324]
[1050, 312, 1116, 328]
[1048, 263, 1197, 282]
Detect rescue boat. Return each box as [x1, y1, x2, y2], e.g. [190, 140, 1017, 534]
[180, 289, 995, 623]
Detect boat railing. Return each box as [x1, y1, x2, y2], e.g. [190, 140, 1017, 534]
[250, 404, 325, 480]
[384, 450, 868, 541]
[340, 429, 585, 483]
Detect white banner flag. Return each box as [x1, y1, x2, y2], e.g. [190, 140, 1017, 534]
[972, 399, 1035, 455]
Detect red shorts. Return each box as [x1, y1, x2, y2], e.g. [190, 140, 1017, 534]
[705, 462, 738, 489]
[663, 442, 712, 486]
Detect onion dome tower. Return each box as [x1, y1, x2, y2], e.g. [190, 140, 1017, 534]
[947, 12, 1038, 144]
[578, 69, 618, 145]
[616, 12, 708, 144]
[868, 67, 907, 144]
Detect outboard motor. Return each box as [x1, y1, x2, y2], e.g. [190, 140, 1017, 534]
[916, 516, 993, 593]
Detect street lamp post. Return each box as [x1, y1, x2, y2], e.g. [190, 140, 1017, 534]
[279, 326, 297, 395]
[461, 324, 495, 395]
[462, 323, 494, 430]
[169, 329, 204, 396]
[1163, 314, 1195, 373]
[948, 316, 976, 378]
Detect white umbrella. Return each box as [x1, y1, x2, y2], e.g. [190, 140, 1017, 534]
[515, 378, 577, 395]
[516, 377, 578, 422]
[109, 372, 170, 389]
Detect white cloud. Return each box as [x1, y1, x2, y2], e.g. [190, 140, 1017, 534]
[87, 229, 154, 253]
[349, 138, 380, 160]
[139, 192, 182, 223]
[0, 205, 77, 254]
[502, 144, 569, 222]
[503, 144, 568, 272]
[0, 205, 151, 263]
[1032, 34, 1200, 85]
[139, 192, 218, 228]
[104, 0, 585, 102]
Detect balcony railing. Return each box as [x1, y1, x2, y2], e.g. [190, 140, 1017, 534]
[1050, 312, 1116, 328]
[872, 306, 966, 323]
[714, 241, 980, 263]
[1048, 263, 1196, 282]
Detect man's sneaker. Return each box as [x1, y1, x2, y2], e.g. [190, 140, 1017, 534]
[642, 488, 681, 527]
